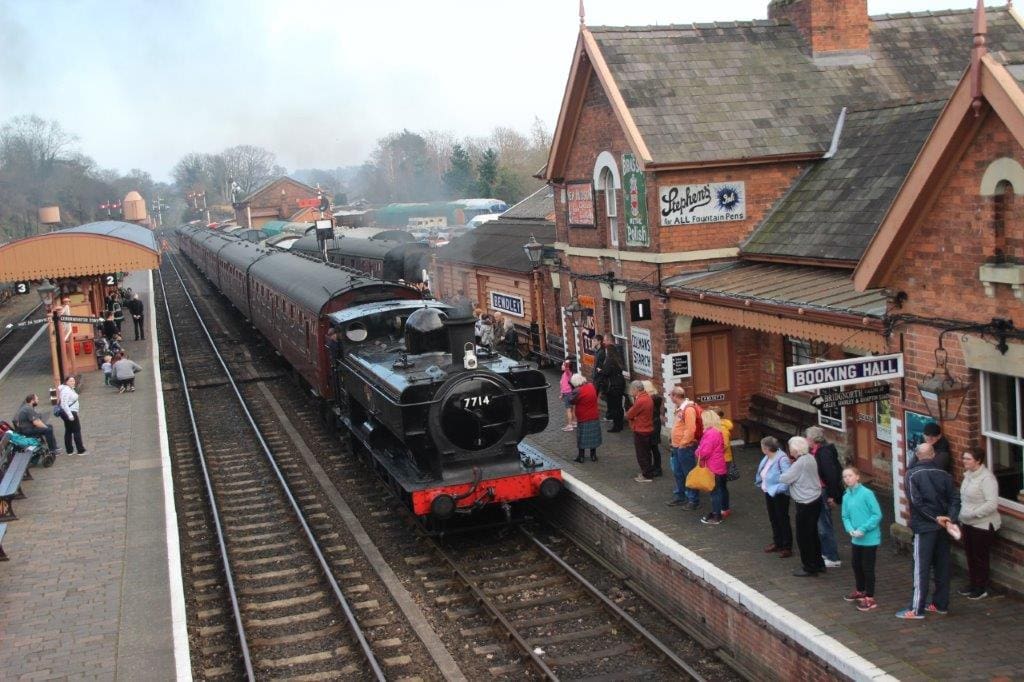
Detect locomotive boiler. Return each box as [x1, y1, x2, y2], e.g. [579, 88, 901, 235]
[329, 301, 561, 519]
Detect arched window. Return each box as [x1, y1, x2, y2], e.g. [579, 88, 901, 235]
[993, 180, 1013, 263]
[601, 166, 618, 247]
[593, 151, 621, 249]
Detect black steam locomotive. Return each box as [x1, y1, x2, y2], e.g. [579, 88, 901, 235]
[329, 301, 561, 518]
[176, 224, 561, 520]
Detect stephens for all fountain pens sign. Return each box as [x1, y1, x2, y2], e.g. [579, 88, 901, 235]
[659, 181, 745, 226]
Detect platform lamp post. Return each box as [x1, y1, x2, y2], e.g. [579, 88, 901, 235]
[37, 280, 63, 400]
[564, 294, 587, 367]
[917, 346, 970, 422]
[523, 236, 544, 358]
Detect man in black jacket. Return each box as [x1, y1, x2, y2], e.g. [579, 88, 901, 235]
[896, 443, 961, 619]
[922, 422, 951, 472]
[126, 293, 145, 341]
[806, 426, 844, 568]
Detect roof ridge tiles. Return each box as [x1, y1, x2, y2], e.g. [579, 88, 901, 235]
[588, 18, 783, 33]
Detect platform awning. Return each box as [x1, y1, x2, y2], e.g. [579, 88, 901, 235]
[0, 221, 161, 281]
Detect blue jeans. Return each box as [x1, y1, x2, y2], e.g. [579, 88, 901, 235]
[711, 474, 728, 516]
[670, 446, 698, 504]
[818, 499, 840, 561]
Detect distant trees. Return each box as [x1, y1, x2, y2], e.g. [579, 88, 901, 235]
[0, 114, 176, 239]
[169, 144, 283, 209]
[347, 118, 551, 206]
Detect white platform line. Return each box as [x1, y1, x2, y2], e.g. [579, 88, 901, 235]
[551, 463, 897, 681]
[149, 268, 193, 681]
[0, 323, 47, 384]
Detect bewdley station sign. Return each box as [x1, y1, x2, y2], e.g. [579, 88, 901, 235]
[786, 353, 904, 392]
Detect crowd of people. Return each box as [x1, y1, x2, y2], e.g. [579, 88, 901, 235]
[556, 356, 1002, 618]
[8, 285, 147, 459]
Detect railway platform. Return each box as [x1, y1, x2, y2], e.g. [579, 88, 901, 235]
[0, 270, 188, 681]
[525, 369, 1023, 681]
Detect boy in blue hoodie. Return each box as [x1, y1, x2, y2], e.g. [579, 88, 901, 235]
[841, 466, 882, 611]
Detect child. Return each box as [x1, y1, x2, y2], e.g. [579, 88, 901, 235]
[560, 360, 576, 431]
[841, 466, 882, 611]
[101, 355, 113, 386]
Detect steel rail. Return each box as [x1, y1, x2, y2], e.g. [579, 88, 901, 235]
[520, 526, 707, 682]
[0, 302, 43, 346]
[157, 265, 255, 681]
[163, 253, 386, 681]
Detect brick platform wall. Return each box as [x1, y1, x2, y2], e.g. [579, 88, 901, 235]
[540, 490, 865, 680]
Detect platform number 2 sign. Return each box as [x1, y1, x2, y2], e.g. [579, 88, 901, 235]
[103, 274, 117, 286]
[14, 281, 30, 295]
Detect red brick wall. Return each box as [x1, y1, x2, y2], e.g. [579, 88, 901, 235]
[235, 179, 318, 225]
[880, 112, 1024, 588]
[768, 0, 869, 54]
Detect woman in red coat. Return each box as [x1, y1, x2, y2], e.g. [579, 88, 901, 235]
[626, 380, 655, 482]
[570, 373, 602, 463]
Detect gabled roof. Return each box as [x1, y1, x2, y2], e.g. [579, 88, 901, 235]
[855, 51, 1024, 289]
[435, 219, 556, 273]
[239, 176, 319, 204]
[546, 8, 1024, 176]
[741, 99, 945, 264]
[500, 185, 555, 221]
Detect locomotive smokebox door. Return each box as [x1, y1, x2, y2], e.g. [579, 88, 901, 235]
[428, 373, 523, 469]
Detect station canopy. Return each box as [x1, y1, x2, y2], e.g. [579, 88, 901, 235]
[0, 220, 160, 281]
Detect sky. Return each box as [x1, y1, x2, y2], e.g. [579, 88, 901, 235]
[0, 0, 986, 180]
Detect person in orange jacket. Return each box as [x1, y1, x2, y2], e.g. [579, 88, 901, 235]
[626, 381, 655, 482]
[666, 386, 701, 510]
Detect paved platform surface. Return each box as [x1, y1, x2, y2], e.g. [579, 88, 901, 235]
[526, 368, 1023, 681]
[0, 271, 186, 681]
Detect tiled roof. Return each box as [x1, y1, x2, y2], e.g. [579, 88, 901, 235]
[741, 99, 945, 262]
[663, 262, 886, 317]
[435, 219, 556, 273]
[502, 185, 555, 221]
[589, 8, 1024, 164]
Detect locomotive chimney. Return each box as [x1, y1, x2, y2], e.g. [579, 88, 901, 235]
[445, 313, 477, 360]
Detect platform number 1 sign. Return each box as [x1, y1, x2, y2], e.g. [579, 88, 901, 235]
[14, 281, 30, 295]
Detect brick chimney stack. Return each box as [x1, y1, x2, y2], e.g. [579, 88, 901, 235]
[768, 0, 869, 55]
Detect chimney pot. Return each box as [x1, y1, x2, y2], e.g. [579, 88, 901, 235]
[768, 0, 869, 55]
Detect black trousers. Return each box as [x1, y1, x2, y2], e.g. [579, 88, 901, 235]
[59, 413, 85, 453]
[765, 492, 792, 550]
[912, 530, 951, 613]
[132, 315, 145, 340]
[963, 524, 996, 590]
[795, 498, 825, 573]
[851, 545, 877, 596]
[605, 390, 624, 429]
[648, 433, 663, 475]
[19, 424, 57, 452]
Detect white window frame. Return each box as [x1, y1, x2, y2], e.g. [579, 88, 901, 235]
[609, 299, 629, 373]
[980, 371, 1024, 510]
[593, 151, 621, 249]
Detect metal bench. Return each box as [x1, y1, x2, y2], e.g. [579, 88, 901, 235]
[740, 394, 816, 444]
[0, 433, 34, 523]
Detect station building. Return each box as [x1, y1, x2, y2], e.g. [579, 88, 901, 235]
[233, 176, 324, 229]
[431, 186, 562, 357]
[543, 1, 1024, 587]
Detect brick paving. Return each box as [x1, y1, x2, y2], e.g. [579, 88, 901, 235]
[0, 272, 180, 681]
[526, 368, 1024, 681]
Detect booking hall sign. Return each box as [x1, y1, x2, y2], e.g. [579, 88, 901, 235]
[623, 153, 649, 247]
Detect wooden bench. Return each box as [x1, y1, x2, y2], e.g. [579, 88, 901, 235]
[0, 432, 34, 523]
[740, 394, 817, 445]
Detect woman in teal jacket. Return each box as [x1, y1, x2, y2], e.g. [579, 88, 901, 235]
[841, 466, 882, 611]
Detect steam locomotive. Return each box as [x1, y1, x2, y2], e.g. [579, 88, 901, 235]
[176, 225, 561, 520]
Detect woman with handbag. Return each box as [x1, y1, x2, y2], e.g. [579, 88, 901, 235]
[696, 410, 728, 525]
[57, 375, 87, 456]
[755, 436, 793, 558]
[780, 436, 825, 577]
[643, 380, 664, 478]
[957, 447, 1001, 600]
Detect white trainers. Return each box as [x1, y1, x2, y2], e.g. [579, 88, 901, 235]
[823, 558, 842, 568]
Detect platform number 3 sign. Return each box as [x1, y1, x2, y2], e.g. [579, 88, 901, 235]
[14, 281, 30, 295]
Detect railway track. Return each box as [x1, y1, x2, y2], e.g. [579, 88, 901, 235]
[157, 254, 388, 681]
[0, 302, 44, 372]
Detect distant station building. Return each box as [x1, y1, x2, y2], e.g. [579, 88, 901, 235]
[544, 1, 1024, 587]
[233, 177, 325, 229]
[432, 186, 560, 357]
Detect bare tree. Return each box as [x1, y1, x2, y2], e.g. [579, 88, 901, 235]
[223, 144, 280, 195]
[0, 115, 78, 179]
